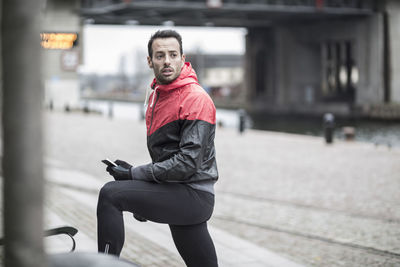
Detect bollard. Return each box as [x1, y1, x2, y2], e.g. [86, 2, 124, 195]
[323, 113, 335, 144]
[108, 101, 114, 119]
[83, 101, 90, 114]
[238, 109, 246, 134]
[140, 104, 145, 121]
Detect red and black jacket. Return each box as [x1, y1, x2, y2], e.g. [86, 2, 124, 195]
[131, 62, 218, 184]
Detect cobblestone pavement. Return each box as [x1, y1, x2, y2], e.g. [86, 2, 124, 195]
[45, 170, 185, 266]
[42, 111, 400, 266]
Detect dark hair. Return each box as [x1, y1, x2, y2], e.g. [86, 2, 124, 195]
[148, 30, 183, 58]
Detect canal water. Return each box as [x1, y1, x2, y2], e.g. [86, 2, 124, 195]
[82, 100, 400, 148]
[250, 112, 400, 148]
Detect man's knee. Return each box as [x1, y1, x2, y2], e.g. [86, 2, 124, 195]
[99, 181, 118, 200]
[97, 181, 119, 214]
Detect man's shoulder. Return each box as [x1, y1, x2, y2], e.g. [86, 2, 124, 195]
[181, 82, 203, 92]
[180, 83, 212, 101]
[178, 83, 216, 123]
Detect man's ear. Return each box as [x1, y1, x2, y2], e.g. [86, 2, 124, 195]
[147, 56, 153, 68]
[182, 54, 186, 62]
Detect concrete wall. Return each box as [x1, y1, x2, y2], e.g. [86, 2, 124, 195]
[246, 14, 387, 115]
[387, 0, 400, 103]
[274, 25, 321, 107]
[284, 17, 383, 105]
[364, 14, 385, 105]
[245, 28, 275, 108]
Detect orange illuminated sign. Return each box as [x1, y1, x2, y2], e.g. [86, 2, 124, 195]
[40, 32, 78, 50]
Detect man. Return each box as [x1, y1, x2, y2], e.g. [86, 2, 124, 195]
[97, 30, 219, 267]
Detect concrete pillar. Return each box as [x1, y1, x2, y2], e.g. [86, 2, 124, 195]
[357, 14, 385, 105]
[386, 0, 400, 103]
[244, 29, 256, 103]
[274, 26, 292, 107]
[245, 27, 275, 109]
[2, 1, 46, 267]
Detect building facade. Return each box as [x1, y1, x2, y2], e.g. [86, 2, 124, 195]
[42, 0, 82, 111]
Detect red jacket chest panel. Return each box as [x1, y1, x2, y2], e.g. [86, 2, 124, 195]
[146, 90, 179, 136]
[146, 84, 216, 136]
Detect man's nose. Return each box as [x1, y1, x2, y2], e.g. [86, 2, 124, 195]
[164, 55, 171, 65]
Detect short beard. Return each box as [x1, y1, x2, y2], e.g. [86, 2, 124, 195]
[155, 71, 180, 85]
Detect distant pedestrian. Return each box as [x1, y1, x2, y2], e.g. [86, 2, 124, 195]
[97, 30, 219, 267]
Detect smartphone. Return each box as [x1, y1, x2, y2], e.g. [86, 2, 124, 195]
[101, 159, 117, 167]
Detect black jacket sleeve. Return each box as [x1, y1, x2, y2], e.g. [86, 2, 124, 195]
[131, 119, 215, 183]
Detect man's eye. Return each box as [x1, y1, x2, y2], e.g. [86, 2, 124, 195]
[171, 53, 177, 58]
[156, 54, 163, 59]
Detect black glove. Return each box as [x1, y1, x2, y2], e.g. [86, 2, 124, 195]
[106, 159, 133, 181]
[115, 159, 133, 169]
[106, 165, 131, 180]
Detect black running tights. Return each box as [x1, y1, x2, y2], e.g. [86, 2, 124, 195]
[97, 180, 218, 267]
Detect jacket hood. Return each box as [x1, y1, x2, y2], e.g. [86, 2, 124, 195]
[150, 62, 199, 92]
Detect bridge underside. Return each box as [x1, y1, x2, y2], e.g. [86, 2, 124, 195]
[80, 0, 374, 27]
[80, 0, 400, 119]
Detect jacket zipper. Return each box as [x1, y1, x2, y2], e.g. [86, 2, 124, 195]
[148, 91, 160, 136]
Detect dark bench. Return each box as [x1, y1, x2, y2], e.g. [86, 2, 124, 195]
[1, 226, 141, 266]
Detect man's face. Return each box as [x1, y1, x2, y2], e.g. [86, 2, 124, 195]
[147, 37, 185, 85]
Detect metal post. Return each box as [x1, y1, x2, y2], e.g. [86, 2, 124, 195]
[238, 109, 246, 134]
[323, 113, 335, 144]
[2, 1, 46, 267]
[108, 101, 114, 119]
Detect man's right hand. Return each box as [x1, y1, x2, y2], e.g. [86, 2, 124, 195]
[106, 159, 133, 180]
[115, 159, 133, 169]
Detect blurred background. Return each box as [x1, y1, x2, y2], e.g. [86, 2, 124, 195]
[42, 0, 400, 146]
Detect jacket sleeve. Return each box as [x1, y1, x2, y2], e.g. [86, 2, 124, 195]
[131, 92, 216, 183]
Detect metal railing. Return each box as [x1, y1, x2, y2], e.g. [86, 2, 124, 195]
[81, 0, 376, 10]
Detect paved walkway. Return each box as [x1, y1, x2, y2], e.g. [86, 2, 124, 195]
[38, 111, 400, 266]
[44, 163, 302, 267]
